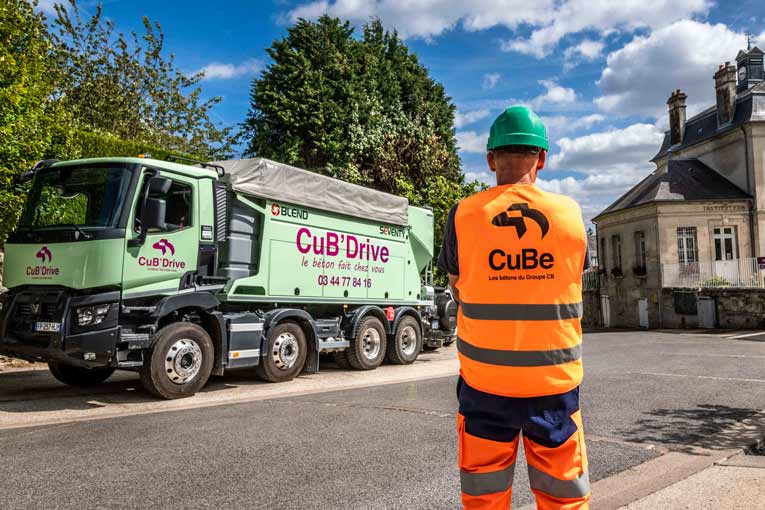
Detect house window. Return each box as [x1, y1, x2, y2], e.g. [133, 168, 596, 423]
[611, 235, 622, 271]
[677, 227, 698, 265]
[600, 237, 607, 270]
[634, 231, 647, 271]
[713, 227, 737, 261]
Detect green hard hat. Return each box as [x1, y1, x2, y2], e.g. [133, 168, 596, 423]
[487, 106, 549, 151]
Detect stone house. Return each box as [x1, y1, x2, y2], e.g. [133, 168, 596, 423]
[593, 45, 765, 328]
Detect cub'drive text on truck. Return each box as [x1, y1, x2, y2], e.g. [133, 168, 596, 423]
[0, 157, 458, 399]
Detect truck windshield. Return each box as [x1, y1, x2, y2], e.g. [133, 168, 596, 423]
[19, 165, 133, 230]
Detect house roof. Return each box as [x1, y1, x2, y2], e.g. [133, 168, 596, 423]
[594, 159, 750, 221]
[652, 80, 765, 161]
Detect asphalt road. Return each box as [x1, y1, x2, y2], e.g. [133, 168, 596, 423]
[1, 330, 765, 509]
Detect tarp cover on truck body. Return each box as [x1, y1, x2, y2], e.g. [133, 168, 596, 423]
[211, 158, 409, 226]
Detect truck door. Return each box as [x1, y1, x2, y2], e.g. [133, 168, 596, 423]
[122, 172, 199, 299]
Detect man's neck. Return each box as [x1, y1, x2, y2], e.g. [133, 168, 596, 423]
[496, 173, 536, 186]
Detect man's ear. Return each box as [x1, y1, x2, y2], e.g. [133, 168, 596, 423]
[537, 150, 547, 170]
[487, 151, 496, 173]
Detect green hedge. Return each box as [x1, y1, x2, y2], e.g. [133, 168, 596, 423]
[49, 127, 200, 161]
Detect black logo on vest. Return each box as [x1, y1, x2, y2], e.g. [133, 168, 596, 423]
[491, 203, 549, 239]
[488, 203, 555, 274]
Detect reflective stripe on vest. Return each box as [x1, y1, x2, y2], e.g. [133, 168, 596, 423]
[461, 301, 583, 321]
[457, 337, 582, 367]
[454, 184, 586, 397]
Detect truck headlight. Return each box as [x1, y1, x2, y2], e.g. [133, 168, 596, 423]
[76, 304, 111, 327]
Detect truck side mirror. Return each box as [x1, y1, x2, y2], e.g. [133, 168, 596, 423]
[128, 175, 172, 248]
[141, 198, 167, 230]
[142, 197, 167, 230]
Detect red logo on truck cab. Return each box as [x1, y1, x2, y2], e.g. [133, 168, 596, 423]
[271, 204, 281, 216]
[35, 246, 52, 263]
[152, 239, 175, 256]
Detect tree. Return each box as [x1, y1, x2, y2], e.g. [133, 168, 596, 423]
[243, 17, 476, 275]
[50, 0, 235, 158]
[0, 0, 55, 245]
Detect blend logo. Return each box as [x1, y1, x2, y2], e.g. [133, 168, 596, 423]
[271, 202, 309, 220]
[138, 238, 186, 271]
[27, 246, 60, 278]
[489, 203, 555, 272]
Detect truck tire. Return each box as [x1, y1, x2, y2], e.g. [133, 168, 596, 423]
[347, 316, 387, 370]
[48, 362, 115, 387]
[387, 316, 422, 365]
[333, 350, 352, 370]
[255, 322, 308, 383]
[140, 322, 214, 399]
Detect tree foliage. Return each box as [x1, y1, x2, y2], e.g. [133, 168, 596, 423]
[0, 0, 235, 247]
[0, 0, 55, 245]
[243, 17, 479, 273]
[50, 0, 235, 158]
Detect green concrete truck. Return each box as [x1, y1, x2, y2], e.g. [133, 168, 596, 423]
[0, 157, 457, 398]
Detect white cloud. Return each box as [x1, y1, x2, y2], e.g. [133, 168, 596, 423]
[456, 131, 487, 153]
[531, 80, 577, 108]
[288, 0, 554, 40]
[563, 39, 605, 71]
[549, 123, 664, 175]
[541, 114, 605, 138]
[197, 59, 263, 80]
[538, 173, 643, 221]
[482, 73, 500, 90]
[595, 20, 765, 118]
[454, 109, 491, 129]
[503, 0, 711, 58]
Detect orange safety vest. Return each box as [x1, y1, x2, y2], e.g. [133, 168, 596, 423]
[455, 184, 586, 398]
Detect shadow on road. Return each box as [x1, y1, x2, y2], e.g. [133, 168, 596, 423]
[618, 404, 765, 454]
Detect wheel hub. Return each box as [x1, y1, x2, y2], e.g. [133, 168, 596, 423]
[362, 327, 381, 360]
[400, 325, 417, 356]
[272, 333, 299, 370]
[165, 338, 202, 385]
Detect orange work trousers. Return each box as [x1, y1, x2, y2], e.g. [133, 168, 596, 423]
[457, 378, 590, 509]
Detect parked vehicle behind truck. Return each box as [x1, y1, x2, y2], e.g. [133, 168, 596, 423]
[0, 157, 458, 398]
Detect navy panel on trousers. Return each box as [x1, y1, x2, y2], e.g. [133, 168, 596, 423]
[457, 376, 580, 448]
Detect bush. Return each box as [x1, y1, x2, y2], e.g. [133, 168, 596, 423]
[701, 276, 730, 287]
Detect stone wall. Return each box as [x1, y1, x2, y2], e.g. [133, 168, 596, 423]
[582, 290, 602, 327]
[700, 288, 765, 329]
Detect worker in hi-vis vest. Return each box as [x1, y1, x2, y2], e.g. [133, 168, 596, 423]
[438, 106, 591, 510]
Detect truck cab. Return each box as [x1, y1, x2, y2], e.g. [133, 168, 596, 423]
[0, 157, 457, 399]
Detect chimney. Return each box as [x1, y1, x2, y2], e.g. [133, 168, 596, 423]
[714, 61, 737, 125]
[667, 89, 687, 146]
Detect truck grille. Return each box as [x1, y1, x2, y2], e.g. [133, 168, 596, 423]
[10, 292, 64, 336]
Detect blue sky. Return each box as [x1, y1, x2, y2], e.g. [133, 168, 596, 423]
[37, 0, 765, 222]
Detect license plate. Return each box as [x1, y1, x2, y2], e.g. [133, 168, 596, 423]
[34, 322, 61, 333]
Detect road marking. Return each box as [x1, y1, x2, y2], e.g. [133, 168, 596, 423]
[630, 372, 765, 384]
[653, 351, 765, 359]
[729, 331, 765, 339]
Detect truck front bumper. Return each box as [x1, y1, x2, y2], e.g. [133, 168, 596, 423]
[0, 327, 120, 369]
[0, 288, 121, 369]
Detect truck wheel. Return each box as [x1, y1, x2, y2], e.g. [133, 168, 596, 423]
[255, 322, 307, 383]
[140, 322, 214, 400]
[347, 316, 387, 370]
[387, 316, 422, 365]
[48, 362, 115, 387]
[333, 350, 352, 370]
